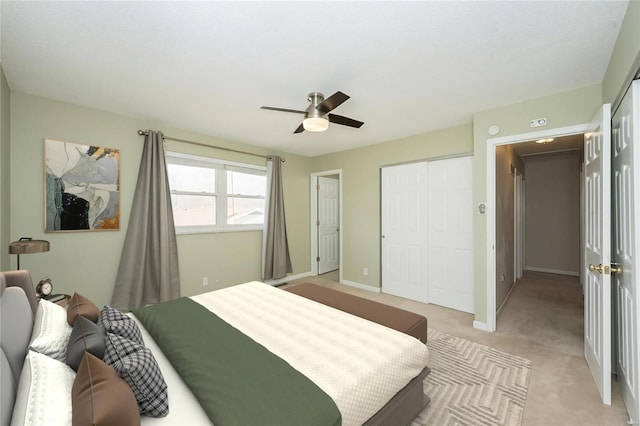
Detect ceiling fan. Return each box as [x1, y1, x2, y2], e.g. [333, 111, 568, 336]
[261, 91, 364, 134]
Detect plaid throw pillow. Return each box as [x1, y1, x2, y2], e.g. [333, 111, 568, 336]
[104, 333, 169, 417]
[98, 306, 144, 344]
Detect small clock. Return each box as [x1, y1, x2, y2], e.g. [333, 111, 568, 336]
[36, 278, 53, 298]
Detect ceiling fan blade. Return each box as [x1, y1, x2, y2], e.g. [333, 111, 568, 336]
[316, 91, 350, 113]
[261, 106, 306, 114]
[328, 113, 364, 128]
[294, 123, 305, 134]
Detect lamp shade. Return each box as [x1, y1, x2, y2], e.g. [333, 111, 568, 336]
[9, 238, 50, 255]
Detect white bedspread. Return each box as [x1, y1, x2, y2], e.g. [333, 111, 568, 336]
[191, 282, 429, 426]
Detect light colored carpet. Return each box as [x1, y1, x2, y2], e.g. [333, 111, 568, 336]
[413, 329, 532, 426]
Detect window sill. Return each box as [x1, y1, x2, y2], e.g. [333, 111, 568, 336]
[175, 226, 264, 236]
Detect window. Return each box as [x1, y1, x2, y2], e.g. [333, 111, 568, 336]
[166, 152, 266, 233]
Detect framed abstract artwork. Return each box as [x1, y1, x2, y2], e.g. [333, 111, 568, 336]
[44, 138, 120, 232]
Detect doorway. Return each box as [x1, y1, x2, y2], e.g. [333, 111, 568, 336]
[487, 82, 640, 420]
[310, 170, 342, 278]
[485, 109, 617, 407]
[483, 123, 589, 332]
[495, 137, 584, 315]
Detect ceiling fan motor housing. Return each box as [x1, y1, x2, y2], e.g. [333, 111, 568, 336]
[307, 92, 325, 105]
[306, 92, 327, 119]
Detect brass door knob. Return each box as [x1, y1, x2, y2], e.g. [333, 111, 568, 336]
[610, 263, 623, 274]
[589, 264, 603, 273]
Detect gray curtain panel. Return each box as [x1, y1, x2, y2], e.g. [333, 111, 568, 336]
[111, 130, 180, 309]
[263, 156, 292, 280]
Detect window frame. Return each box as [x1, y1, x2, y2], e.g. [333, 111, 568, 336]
[166, 151, 267, 234]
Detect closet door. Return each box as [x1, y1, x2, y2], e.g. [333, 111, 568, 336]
[612, 81, 640, 421]
[381, 157, 473, 311]
[381, 162, 429, 303]
[427, 156, 474, 313]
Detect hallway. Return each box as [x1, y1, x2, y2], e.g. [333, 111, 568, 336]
[497, 272, 623, 425]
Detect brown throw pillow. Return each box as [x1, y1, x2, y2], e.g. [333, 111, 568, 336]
[67, 292, 100, 326]
[72, 352, 140, 426]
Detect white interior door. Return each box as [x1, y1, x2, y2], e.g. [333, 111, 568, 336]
[427, 156, 474, 313]
[584, 103, 612, 405]
[612, 80, 640, 423]
[317, 176, 340, 274]
[381, 162, 429, 303]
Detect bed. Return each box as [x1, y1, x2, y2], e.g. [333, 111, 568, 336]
[1, 270, 430, 426]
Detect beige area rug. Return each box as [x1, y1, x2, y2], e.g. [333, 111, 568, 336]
[413, 329, 532, 426]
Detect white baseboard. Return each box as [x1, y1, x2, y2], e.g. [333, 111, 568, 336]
[525, 266, 579, 277]
[473, 321, 490, 332]
[340, 279, 381, 293]
[263, 271, 313, 286]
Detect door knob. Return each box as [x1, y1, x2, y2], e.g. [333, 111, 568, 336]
[589, 264, 603, 273]
[610, 263, 623, 274]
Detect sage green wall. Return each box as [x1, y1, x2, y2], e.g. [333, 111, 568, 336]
[603, 0, 640, 105]
[9, 92, 311, 307]
[311, 124, 473, 289]
[0, 67, 10, 270]
[472, 84, 602, 324]
[473, 0, 640, 325]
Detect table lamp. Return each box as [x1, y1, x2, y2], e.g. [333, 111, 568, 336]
[8, 237, 50, 269]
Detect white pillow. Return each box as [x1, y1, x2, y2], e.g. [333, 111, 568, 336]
[10, 351, 75, 426]
[29, 300, 72, 362]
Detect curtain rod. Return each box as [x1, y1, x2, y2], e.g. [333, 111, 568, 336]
[137, 130, 285, 162]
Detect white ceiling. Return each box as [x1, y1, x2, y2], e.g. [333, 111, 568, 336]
[1, 1, 628, 157]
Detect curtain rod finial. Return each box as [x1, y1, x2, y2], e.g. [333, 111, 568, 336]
[137, 130, 147, 136]
[268, 156, 286, 163]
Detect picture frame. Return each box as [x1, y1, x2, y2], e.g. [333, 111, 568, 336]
[44, 138, 120, 232]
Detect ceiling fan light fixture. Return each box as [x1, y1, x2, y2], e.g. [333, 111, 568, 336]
[303, 116, 329, 132]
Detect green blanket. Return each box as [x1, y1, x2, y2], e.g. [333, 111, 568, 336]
[133, 297, 341, 426]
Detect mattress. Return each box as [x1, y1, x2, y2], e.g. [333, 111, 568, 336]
[190, 282, 430, 426]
